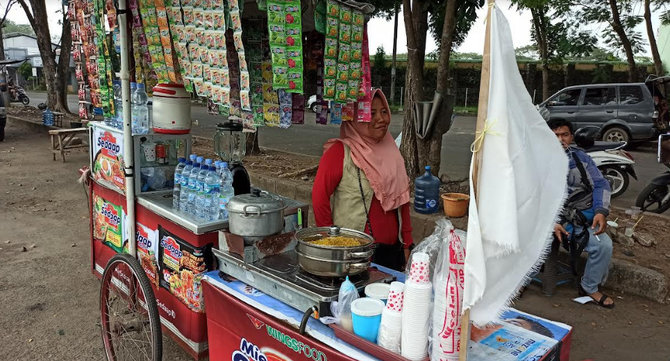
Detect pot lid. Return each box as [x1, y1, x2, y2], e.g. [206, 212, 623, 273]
[227, 189, 286, 214]
[216, 121, 243, 132]
[294, 226, 373, 243]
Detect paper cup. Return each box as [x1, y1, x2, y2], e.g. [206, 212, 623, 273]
[408, 252, 430, 284]
[351, 298, 385, 343]
[365, 283, 391, 303]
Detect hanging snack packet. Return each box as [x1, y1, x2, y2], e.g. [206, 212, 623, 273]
[271, 46, 287, 66]
[352, 10, 364, 26]
[240, 71, 250, 89]
[326, 0, 339, 18]
[183, 7, 195, 24]
[339, 5, 352, 24]
[213, 11, 225, 29]
[324, 58, 337, 78]
[335, 81, 348, 103]
[268, 24, 286, 45]
[204, 10, 214, 29]
[286, 46, 302, 70]
[338, 43, 350, 63]
[325, 37, 338, 59]
[338, 24, 351, 44]
[287, 69, 302, 93]
[351, 42, 362, 62]
[240, 89, 251, 110]
[291, 93, 305, 124]
[326, 17, 338, 38]
[285, 25, 301, 47]
[347, 79, 359, 101]
[229, 0, 240, 11]
[284, 3, 301, 26]
[324, 78, 336, 100]
[273, 66, 288, 89]
[267, 2, 284, 24]
[194, 8, 204, 27]
[336, 63, 349, 82]
[278, 89, 293, 129]
[233, 30, 244, 50]
[349, 60, 361, 79]
[330, 101, 342, 124]
[238, 53, 248, 72]
[352, 24, 363, 43]
[342, 103, 355, 121]
[230, 9, 242, 29]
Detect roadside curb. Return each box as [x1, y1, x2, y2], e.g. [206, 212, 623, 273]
[248, 169, 668, 303]
[7, 115, 56, 133]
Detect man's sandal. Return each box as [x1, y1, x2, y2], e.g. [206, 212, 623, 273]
[578, 285, 615, 309]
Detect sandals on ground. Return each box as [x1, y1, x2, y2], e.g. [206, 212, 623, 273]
[578, 284, 615, 309]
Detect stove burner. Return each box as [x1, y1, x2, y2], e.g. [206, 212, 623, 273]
[294, 270, 370, 292]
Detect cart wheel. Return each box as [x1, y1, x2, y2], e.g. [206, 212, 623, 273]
[100, 253, 162, 361]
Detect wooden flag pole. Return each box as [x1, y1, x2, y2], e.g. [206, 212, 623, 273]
[458, 0, 494, 360]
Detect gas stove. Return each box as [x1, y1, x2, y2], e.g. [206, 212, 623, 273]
[212, 248, 395, 316]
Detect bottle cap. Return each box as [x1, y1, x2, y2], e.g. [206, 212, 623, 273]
[205, 158, 213, 165]
[178, 157, 186, 163]
[189, 154, 197, 161]
[196, 156, 204, 163]
[425, 165, 431, 171]
[221, 161, 228, 168]
[137, 83, 145, 90]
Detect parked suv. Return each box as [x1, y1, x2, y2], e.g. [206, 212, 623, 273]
[538, 80, 665, 143]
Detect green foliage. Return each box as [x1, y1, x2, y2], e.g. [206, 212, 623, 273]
[512, 0, 597, 65]
[577, 1, 646, 57]
[429, 0, 485, 49]
[568, 46, 622, 61]
[373, 46, 387, 70]
[2, 19, 35, 36]
[18, 61, 32, 79]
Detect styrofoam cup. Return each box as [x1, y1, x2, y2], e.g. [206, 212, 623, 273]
[351, 297, 385, 343]
[365, 283, 391, 303]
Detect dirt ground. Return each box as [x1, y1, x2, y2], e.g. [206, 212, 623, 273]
[1, 118, 669, 360]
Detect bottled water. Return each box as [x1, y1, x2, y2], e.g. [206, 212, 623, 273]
[204, 165, 221, 221]
[113, 80, 123, 129]
[131, 82, 149, 134]
[195, 159, 213, 220]
[187, 156, 204, 216]
[172, 157, 186, 209]
[218, 162, 234, 221]
[179, 154, 196, 213]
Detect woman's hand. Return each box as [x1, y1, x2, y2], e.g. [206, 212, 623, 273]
[402, 248, 411, 271]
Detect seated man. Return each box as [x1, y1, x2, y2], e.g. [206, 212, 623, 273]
[548, 119, 614, 308]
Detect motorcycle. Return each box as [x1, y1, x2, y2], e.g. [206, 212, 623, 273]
[635, 134, 670, 214]
[575, 127, 637, 198]
[8, 84, 30, 105]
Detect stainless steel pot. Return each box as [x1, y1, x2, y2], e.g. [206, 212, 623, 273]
[295, 226, 375, 277]
[227, 189, 286, 239]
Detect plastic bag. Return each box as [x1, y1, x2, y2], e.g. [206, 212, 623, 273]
[430, 227, 466, 361]
[406, 218, 454, 280]
[320, 276, 358, 331]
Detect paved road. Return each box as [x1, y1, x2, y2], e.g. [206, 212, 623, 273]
[26, 91, 664, 209]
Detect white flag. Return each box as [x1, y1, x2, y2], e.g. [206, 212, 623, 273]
[462, 6, 569, 326]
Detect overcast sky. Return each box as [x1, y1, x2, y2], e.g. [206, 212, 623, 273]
[3, 0, 665, 57]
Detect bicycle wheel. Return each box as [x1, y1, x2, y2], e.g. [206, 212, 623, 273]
[100, 253, 162, 361]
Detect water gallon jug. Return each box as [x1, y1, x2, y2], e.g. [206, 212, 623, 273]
[414, 166, 440, 214]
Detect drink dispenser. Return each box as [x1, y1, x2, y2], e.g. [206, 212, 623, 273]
[214, 121, 251, 195]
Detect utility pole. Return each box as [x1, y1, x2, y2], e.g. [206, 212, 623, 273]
[390, 2, 399, 105]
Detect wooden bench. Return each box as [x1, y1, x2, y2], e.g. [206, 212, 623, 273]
[49, 128, 89, 162]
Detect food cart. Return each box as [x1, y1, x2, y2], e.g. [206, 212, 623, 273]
[73, 0, 573, 360]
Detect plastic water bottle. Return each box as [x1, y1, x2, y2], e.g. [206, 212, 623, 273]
[187, 156, 203, 216]
[414, 165, 440, 214]
[204, 165, 221, 221]
[113, 80, 123, 129]
[42, 108, 54, 126]
[195, 159, 213, 220]
[219, 162, 234, 220]
[131, 82, 149, 134]
[179, 155, 196, 213]
[172, 157, 186, 209]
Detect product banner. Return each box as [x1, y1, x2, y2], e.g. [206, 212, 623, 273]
[92, 191, 127, 253]
[137, 222, 160, 288]
[91, 125, 125, 193]
[158, 226, 213, 312]
[203, 281, 356, 361]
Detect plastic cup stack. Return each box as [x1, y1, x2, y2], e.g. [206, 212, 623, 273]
[401, 252, 433, 360]
[377, 281, 405, 353]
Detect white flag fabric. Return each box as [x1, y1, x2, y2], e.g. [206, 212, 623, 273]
[462, 6, 569, 326]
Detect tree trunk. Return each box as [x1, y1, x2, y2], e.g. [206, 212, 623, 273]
[390, 3, 399, 105]
[530, 8, 550, 101]
[400, 0, 428, 178]
[18, 0, 70, 113]
[0, 24, 4, 61]
[608, 0, 637, 82]
[422, 0, 458, 174]
[245, 131, 261, 155]
[644, 0, 664, 76]
[55, 17, 72, 113]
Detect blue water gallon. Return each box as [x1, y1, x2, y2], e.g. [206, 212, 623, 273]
[42, 108, 53, 126]
[414, 165, 440, 214]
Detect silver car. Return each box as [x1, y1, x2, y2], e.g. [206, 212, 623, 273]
[538, 80, 664, 143]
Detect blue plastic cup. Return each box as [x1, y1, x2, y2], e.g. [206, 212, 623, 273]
[351, 298, 385, 343]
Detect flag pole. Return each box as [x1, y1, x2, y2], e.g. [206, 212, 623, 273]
[458, 0, 494, 359]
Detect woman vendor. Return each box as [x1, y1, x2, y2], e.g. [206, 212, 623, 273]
[312, 89, 413, 271]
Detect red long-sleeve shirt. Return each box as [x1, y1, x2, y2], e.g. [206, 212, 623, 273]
[312, 142, 414, 248]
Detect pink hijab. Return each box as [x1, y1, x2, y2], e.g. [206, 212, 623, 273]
[324, 89, 410, 212]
